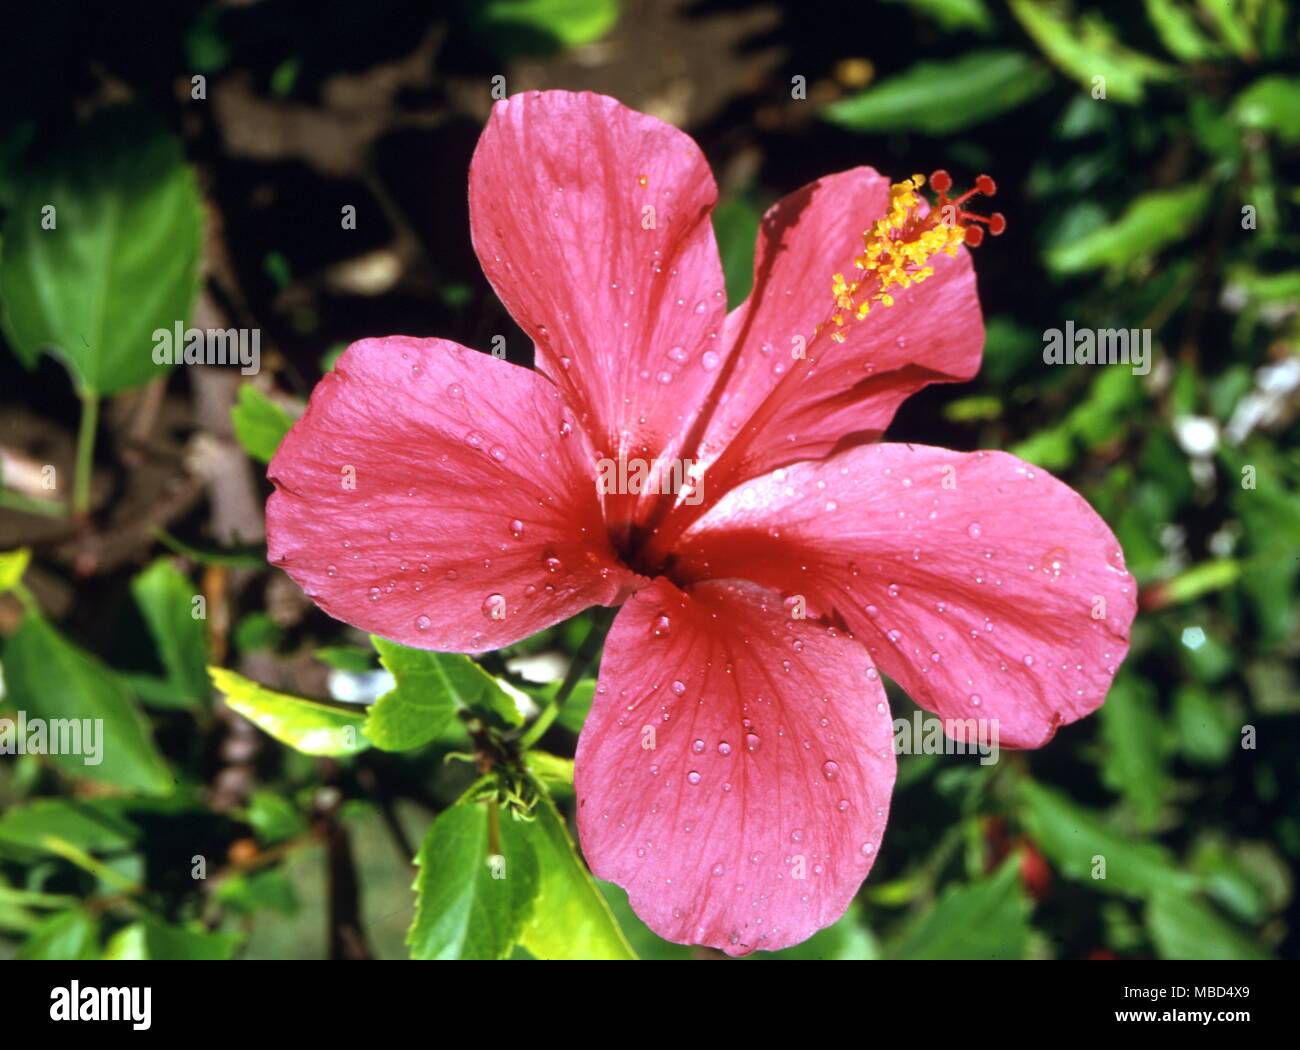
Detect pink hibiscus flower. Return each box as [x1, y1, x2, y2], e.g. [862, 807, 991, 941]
[267, 91, 1136, 955]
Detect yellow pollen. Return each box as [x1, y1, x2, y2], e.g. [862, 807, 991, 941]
[825, 172, 965, 342]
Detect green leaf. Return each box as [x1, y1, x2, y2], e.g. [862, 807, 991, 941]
[103, 917, 242, 960]
[515, 786, 635, 959]
[18, 909, 100, 960]
[713, 194, 761, 309]
[885, 0, 994, 34]
[408, 801, 540, 959]
[525, 749, 575, 790]
[3, 615, 172, 794]
[1010, 0, 1176, 104]
[1198, 0, 1255, 58]
[315, 645, 377, 673]
[597, 881, 694, 959]
[231, 384, 297, 464]
[365, 637, 520, 752]
[215, 869, 300, 916]
[1045, 184, 1210, 274]
[240, 790, 309, 846]
[0, 547, 31, 593]
[892, 858, 1030, 959]
[1143, 0, 1221, 61]
[0, 105, 202, 395]
[825, 51, 1051, 135]
[210, 667, 369, 756]
[1146, 892, 1272, 960]
[0, 799, 137, 856]
[1233, 76, 1300, 144]
[1018, 780, 1199, 899]
[1098, 674, 1169, 830]
[1173, 686, 1237, 767]
[131, 558, 210, 707]
[465, 0, 620, 54]
[556, 678, 597, 734]
[1155, 558, 1241, 606]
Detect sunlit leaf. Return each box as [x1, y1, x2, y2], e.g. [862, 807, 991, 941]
[0, 547, 31, 593]
[210, 667, 369, 756]
[516, 786, 635, 959]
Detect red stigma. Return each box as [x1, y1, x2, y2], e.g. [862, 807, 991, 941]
[926, 169, 1006, 242]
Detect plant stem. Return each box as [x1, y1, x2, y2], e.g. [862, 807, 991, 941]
[72, 391, 99, 519]
[519, 606, 616, 751]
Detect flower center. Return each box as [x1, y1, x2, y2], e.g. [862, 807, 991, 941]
[826, 170, 1005, 342]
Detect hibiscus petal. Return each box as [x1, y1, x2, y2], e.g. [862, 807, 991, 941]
[267, 336, 639, 651]
[685, 169, 982, 505]
[469, 91, 728, 533]
[575, 577, 895, 955]
[672, 444, 1136, 748]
